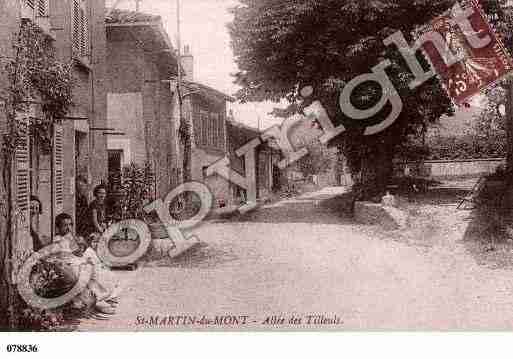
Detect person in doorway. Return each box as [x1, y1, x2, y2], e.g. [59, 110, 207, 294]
[53, 213, 119, 315]
[85, 184, 108, 238]
[75, 176, 89, 238]
[30, 196, 49, 252]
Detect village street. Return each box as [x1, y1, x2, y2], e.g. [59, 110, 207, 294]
[76, 185, 513, 331]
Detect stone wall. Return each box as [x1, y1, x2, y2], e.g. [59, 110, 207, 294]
[398, 158, 505, 179]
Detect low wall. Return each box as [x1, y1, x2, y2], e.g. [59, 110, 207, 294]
[398, 158, 506, 179]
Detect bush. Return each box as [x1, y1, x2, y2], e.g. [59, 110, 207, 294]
[120, 163, 155, 219]
[427, 135, 506, 160]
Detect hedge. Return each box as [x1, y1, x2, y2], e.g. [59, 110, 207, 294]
[426, 135, 506, 161]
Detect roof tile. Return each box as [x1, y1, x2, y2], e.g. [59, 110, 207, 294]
[106, 8, 161, 24]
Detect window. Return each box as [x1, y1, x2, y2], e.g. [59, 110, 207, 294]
[13, 112, 32, 258]
[23, 0, 48, 18]
[211, 113, 220, 148]
[200, 110, 208, 146]
[195, 110, 224, 150]
[15, 114, 31, 215]
[53, 124, 64, 219]
[72, 0, 89, 58]
[22, 0, 51, 35]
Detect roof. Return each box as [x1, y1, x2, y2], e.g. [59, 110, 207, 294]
[183, 81, 235, 103]
[227, 119, 260, 136]
[227, 120, 280, 155]
[105, 8, 178, 77]
[106, 8, 161, 25]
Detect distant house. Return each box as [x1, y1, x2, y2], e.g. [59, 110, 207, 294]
[226, 119, 280, 203]
[179, 46, 236, 207]
[106, 10, 238, 206]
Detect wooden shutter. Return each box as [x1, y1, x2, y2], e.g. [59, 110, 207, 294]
[210, 114, 214, 147]
[200, 110, 207, 146]
[72, 0, 80, 54]
[80, 3, 89, 56]
[12, 112, 32, 279]
[37, 0, 48, 17]
[193, 107, 201, 146]
[206, 113, 211, 147]
[212, 113, 220, 148]
[26, 0, 36, 10]
[53, 124, 64, 217]
[72, 0, 88, 57]
[15, 113, 31, 228]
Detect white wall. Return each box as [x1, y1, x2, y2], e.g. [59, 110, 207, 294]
[107, 92, 145, 165]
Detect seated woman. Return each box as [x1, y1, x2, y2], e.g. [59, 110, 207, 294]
[53, 213, 120, 315]
[84, 184, 109, 240]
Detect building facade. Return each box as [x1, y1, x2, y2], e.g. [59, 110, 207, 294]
[0, 0, 108, 241]
[226, 119, 278, 203]
[0, 0, 108, 327]
[105, 9, 180, 198]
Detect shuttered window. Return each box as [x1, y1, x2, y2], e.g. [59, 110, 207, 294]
[207, 115, 213, 147]
[72, 0, 89, 58]
[37, 0, 47, 17]
[12, 111, 33, 276]
[53, 124, 64, 216]
[26, 0, 36, 10]
[200, 110, 208, 146]
[195, 110, 225, 150]
[211, 113, 220, 148]
[15, 114, 31, 216]
[24, 0, 48, 17]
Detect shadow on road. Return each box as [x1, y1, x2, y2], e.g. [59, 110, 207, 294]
[460, 179, 513, 269]
[391, 178, 475, 207]
[223, 191, 356, 225]
[145, 242, 240, 269]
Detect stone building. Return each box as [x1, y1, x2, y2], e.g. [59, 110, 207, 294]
[0, 0, 108, 327]
[184, 78, 234, 207]
[226, 119, 279, 203]
[105, 8, 180, 198]
[0, 0, 108, 241]
[105, 9, 236, 207]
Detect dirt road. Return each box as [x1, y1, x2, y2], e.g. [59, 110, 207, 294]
[78, 185, 513, 331]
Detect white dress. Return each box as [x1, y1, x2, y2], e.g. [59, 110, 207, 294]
[53, 234, 120, 301]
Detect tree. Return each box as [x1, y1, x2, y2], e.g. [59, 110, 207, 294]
[297, 142, 334, 178]
[0, 22, 73, 330]
[474, 86, 506, 138]
[476, 0, 513, 170]
[119, 162, 155, 220]
[229, 0, 460, 200]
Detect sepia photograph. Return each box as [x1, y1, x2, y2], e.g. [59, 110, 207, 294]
[3, 0, 513, 350]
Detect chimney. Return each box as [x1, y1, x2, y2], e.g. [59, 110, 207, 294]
[181, 45, 194, 82]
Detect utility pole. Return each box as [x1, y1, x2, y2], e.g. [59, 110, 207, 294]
[175, 0, 184, 182]
[176, 0, 183, 129]
[135, 0, 142, 11]
[175, 0, 192, 185]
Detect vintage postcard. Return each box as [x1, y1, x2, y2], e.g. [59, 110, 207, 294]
[3, 0, 513, 342]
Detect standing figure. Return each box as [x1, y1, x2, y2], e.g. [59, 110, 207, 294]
[30, 196, 49, 252]
[75, 176, 90, 238]
[85, 184, 108, 238]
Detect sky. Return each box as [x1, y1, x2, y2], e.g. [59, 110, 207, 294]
[106, 0, 281, 130]
[105, 0, 487, 132]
